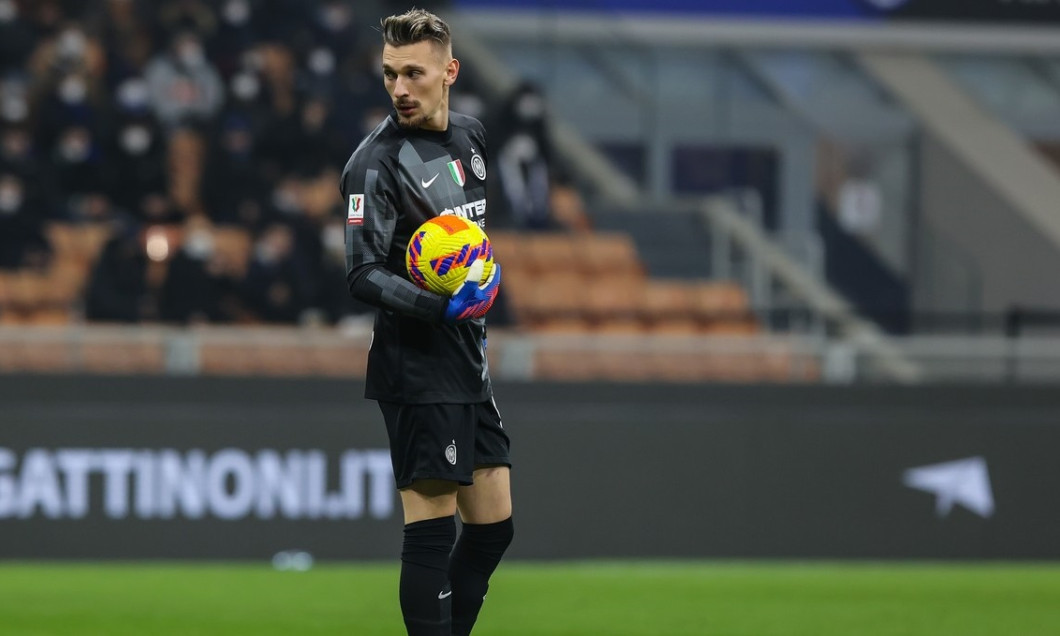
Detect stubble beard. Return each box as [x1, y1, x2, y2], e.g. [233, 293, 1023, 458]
[396, 111, 429, 129]
[395, 97, 444, 130]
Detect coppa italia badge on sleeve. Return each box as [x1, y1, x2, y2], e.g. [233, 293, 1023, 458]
[348, 194, 364, 225]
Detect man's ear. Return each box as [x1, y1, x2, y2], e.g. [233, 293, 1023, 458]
[444, 57, 460, 86]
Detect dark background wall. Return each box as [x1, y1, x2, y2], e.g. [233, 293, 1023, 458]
[1, 376, 1058, 560]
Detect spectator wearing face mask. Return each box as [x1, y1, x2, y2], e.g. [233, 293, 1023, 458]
[240, 221, 314, 323]
[105, 108, 167, 219]
[27, 22, 106, 82]
[32, 68, 108, 156]
[201, 113, 267, 228]
[0, 0, 36, 74]
[50, 124, 106, 208]
[0, 124, 57, 211]
[144, 30, 225, 131]
[490, 81, 556, 231]
[160, 216, 242, 324]
[287, 95, 346, 175]
[212, 0, 258, 78]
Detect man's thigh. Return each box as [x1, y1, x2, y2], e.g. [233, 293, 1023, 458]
[458, 466, 512, 524]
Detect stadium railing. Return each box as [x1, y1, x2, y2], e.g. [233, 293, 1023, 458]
[3, 322, 1060, 384]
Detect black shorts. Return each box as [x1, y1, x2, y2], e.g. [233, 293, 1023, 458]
[378, 399, 511, 489]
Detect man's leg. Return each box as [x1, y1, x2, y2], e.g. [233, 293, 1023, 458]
[399, 480, 459, 636]
[449, 466, 514, 636]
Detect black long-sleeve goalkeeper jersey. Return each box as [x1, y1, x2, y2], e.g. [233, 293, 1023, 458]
[340, 111, 493, 404]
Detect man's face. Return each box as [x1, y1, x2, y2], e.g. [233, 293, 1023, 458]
[382, 40, 457, 131]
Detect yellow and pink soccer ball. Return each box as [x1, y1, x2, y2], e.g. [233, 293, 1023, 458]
[406, 215, 495, 295]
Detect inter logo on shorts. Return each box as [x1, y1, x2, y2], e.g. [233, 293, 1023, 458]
[445, 441, 457, 465]
[447, 160, 465, 187]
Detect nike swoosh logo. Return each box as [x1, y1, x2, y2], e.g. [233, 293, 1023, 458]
[438, 590, 452, 600]
[421, 174, 440, 188]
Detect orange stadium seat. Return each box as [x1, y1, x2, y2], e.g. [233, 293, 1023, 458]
[691, 282, 758, 334]
[46, 222, 113, 267]
[584, 274, 645, 330]
[515, 272, 584, 328]
[486, 230, 526, 273]
[522, 233, 580, 275]
[640, 281, 699, 333]
[579, 232, 643, 277]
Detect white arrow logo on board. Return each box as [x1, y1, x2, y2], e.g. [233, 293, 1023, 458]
[902, 456, 995, 519]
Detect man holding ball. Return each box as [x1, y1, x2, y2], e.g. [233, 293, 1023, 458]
[340, 8, 512, 636]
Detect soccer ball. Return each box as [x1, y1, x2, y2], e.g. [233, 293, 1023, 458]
[406, 215, 494, 296]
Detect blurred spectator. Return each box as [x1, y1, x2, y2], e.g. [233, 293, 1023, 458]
[31, 55, 109, 158]
[0, 172, 51, 269]
[212, 0, 257, 78]
[249, 0, 305, 42]
[154, 0, 218, 44]
[289, 95, 348, 175]
[85, 222, 166, 322]
[201, 113, 267, 227]
[0, 0, 36, 73]
[104, 105, 168, 219]
[241, 222, 314, 323]
[159, 216, 242, 324]
[101, 0, 156, 89]
[492, 81, 555, 230]
[314, 216, 371, 325]
[27, 21, 106, 86]
[144, 30, 224, 131]
[1, 123, 56, 210]
[0, 76, 31, 130]
[24, 0, 67, 39]
[0, 0, 475, 328]
[67, 192, 125, 225]
[50, 124, 107, 210]
[254, 42, 300, 178]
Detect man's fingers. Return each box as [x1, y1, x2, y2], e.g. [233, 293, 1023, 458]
[483, 262, 500, 288]
[464, 258, 485, 286]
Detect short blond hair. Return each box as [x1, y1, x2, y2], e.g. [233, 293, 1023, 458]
[380, 9, 451, 51]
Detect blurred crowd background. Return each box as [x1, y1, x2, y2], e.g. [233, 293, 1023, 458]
[0, 0, 555, 328]
[6, 0, 1060, 382]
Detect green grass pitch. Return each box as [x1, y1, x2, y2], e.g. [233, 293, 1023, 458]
[1, 561, 1059, 635]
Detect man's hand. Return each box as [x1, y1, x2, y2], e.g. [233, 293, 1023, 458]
[443, 259, 501, 324]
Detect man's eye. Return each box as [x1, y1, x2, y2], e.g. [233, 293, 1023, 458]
[384, 71, 396, 80]
[408, 71, 421, 78]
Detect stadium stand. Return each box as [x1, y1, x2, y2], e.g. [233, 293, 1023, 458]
[25, 1, 1060, 382]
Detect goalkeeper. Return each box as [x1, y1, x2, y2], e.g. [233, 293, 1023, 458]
[339, 9, 513, 636]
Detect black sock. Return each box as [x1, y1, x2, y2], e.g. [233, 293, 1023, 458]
[449, 517, 515, 636]
[400, 516, 457, 636]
